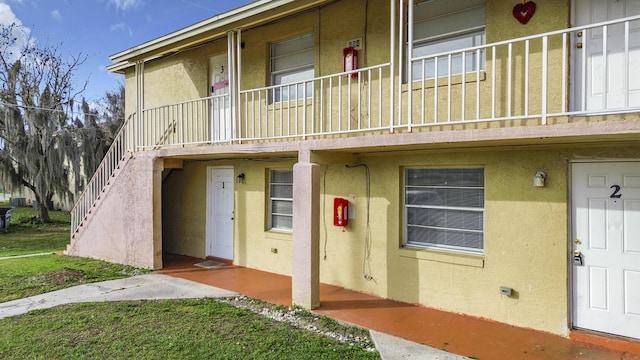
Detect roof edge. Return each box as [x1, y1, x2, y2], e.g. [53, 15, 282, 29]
[108, 0, 295, 70]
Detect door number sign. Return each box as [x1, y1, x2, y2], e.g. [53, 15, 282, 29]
[610, 185, 622, 199]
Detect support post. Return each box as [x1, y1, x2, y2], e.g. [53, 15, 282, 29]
[292, 161, 320, 309]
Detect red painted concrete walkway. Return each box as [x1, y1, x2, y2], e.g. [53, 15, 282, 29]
[159, 255, 640, 360]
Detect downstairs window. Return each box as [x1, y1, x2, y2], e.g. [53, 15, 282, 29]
[404, 167, 485, 254]
[268, 169, 293, 231]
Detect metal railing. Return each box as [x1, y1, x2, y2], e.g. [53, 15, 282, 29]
[135, 64, 392, 149]
[401, 14, 640, 131]
[70, 115, 131, 235]
[138, 94, 231, 149]
[238, 63, 392, 141]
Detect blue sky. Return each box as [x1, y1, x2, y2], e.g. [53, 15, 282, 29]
[0, 0, 252, 104]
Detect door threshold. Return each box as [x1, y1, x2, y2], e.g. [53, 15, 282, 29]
[570, 329, 640, 354]
[205, 256, 233, 265]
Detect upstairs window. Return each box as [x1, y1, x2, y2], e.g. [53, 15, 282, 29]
[269, 169, 293, 231]
[411, 0, 485, 80]
[404, 168, 485, 254]
[270, 33, 314, 102]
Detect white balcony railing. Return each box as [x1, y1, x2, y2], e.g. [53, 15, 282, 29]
[239, 63, 392, 141]
[135, 63, 392, 149]
[400, 14, 640, 131]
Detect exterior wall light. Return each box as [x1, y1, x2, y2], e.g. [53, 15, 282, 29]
[236, 173, 245, 184]
[533, 171, 546, 187]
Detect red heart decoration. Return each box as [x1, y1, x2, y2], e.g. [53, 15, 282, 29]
[513, 1, 536, 25]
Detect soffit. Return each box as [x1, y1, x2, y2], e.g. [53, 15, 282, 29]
[108, 0, 330, 73]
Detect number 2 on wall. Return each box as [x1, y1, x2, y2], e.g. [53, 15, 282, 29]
[610, 185, 622, 199]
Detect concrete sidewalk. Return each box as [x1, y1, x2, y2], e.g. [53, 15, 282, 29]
[0, 274, 237, 319]
[0, 273, 468, 360]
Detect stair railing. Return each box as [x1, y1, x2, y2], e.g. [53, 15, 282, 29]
[70, 114, 133, 236]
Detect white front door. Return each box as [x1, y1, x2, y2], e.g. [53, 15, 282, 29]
[572, 162, 640, 339]
[572, 0, 640, 111]
[209, 53, 232, 142]
[206, 167, 234, 260]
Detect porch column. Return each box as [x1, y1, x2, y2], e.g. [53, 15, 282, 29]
[292, 161, 320, 309]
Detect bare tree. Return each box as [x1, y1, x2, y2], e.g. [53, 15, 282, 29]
[0, 23, 87, 222]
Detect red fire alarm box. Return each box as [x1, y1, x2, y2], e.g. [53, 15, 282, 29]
[334, 197, 349, 227]
[343, 47, 358, 78]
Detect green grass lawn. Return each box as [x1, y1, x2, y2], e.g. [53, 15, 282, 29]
[0, 203, 71, 257]
[0, 254, 145, 302]
[0, 202, 148, 302]
[0, 299, 379, 359]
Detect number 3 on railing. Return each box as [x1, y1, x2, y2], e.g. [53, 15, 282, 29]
[610, 185, 622, 199]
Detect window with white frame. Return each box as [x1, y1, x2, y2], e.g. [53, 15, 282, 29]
[270, 33, 314, 102]
[404, 168, 484, 253]
[411, 0, 485, 80]
[269, 169, 293, 231]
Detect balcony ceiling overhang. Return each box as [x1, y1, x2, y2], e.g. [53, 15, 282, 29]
[108, 0, 332, 73]
[152, 118, 640, 159]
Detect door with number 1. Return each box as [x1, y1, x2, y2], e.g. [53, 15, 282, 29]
[572, 162, 640, 339]
[206, 167, 234, 260]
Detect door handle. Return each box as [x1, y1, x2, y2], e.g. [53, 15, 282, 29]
[576, 42, 583, 49]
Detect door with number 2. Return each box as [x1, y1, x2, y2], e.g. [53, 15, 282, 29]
[572, 162, 640, 339]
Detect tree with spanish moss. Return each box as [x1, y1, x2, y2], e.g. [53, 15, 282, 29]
[75, 84, 125, 184]
[0, 23, 87, 222]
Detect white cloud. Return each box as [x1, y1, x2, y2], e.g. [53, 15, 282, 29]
[0, 3, 32, 64]
[110, 22, 125, 32]
[108, 0, 143, 12]
[50, 9, 62, 23]
[110, 22, 133, 37]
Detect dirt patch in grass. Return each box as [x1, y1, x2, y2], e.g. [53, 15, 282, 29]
[43, 268, 86, 285]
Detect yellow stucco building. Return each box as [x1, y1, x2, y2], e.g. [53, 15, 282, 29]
[67, 0, 640, 343]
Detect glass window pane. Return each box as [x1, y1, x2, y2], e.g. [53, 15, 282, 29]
[272, 33, 313, 57]
[271, 184, 293, 198]
[414, 1, 485, 40]
[272, 200, 292, 215]
[271, 215, 293, 230]
[271, 170, 293, 183]
[406, 168, 484, 187]
[407, 208, 483, 232]
[407, 226, 483, 251]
